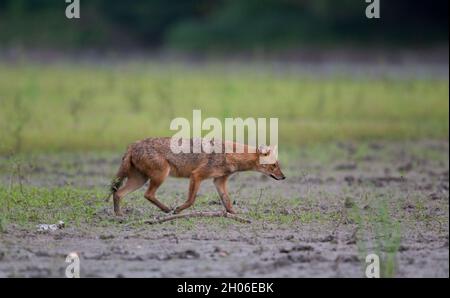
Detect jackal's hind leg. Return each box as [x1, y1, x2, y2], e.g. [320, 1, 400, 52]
[144, 163, 171, 213]
[113, 168, 147, 216]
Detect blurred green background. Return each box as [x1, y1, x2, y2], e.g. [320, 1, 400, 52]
[0, 0, 448, 154]
[0, 0, 448, 50]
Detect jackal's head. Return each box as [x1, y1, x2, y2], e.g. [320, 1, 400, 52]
[255, 145, 286, 180]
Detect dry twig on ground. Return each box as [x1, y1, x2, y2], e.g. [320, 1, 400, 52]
[144, 211, 252, 225]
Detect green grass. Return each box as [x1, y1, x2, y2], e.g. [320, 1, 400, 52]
[0, 185, 105, 230]
[0, 62, 448, 154]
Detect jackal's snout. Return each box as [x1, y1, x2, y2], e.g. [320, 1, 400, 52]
[271, 173, 286, 180]
[257, 160, 286, 181]
[269, 166, 286, 180]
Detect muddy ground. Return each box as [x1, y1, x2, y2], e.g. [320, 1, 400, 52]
[0, 140, 448, 277]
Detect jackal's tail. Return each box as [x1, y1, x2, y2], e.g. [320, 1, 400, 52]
[106, 146, 132, 201]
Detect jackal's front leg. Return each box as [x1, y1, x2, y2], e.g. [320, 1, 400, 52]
[213, 176, 236, 214]
[173, 174, 202, 214]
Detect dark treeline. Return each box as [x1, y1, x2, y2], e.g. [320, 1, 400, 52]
[0, 0, 448, 50]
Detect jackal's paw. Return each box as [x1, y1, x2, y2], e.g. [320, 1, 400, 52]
[161, 207, 172, 214]
[114, 210, 124, 217]
[172, 207, 184, 214]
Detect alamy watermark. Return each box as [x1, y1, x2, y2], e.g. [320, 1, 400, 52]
[365, 0, 380, 19]
[65, 0, 80, 19]
[169, 110, 279, 164]
[65, 252, 80, 278]
[365, 253, 380, 278]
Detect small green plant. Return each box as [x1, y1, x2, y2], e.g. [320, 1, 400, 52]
[1, 94, 30, 154]
[0, 192, 8, 233]
[351, 197, 402, 278]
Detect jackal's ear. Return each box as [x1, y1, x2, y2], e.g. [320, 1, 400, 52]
[257, 144, 271, 156]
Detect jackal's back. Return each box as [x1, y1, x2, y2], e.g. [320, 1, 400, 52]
[129, 137, 229, 178]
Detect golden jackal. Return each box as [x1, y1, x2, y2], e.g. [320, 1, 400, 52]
[111, 137, 285, 216]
